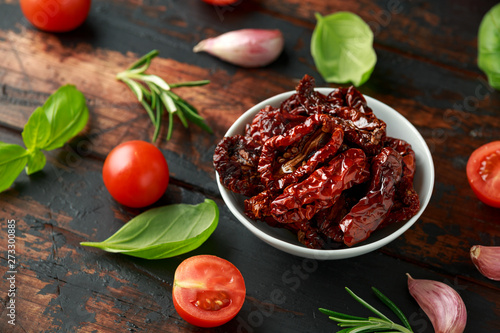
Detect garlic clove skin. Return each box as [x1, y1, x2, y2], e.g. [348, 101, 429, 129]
[407, 274, 467, 333]
[193, 29, 284, 68]
[470, 245, 500, 281]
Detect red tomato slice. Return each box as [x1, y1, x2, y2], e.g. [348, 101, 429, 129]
[172, 255, 246, 328]
[466, 141, 500, 208]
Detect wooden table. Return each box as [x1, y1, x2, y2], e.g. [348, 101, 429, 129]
[1, 1, 499, 332]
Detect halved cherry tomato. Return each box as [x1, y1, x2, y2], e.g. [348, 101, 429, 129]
[102, 140, 169, 208]
[201, 0, 239, 5]
[172, 255, 246, 328]
[20, 0, 91, 32]
[466, 141, 500, 208]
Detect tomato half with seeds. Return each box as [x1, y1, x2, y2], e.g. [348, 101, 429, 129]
[172, 255, 246, 328]
[103, 140, 169, 208]
[466, 141, 500, 208]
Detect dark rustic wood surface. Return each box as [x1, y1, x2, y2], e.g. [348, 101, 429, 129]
[0, 0, 499, 332]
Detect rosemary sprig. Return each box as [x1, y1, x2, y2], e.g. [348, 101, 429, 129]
[319, 287, 414, 333]
[116, 50, 212, 141]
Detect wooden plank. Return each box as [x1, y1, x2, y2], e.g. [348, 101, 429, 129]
[0, 29, 498, 274]
[0, 126, 498, 332]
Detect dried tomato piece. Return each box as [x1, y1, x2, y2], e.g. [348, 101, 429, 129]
[213, 135, 264, 197]
[244, 105, 300, 145]
[325, 87, 387, 155]
[379, 137, 420, 227]
[245, 191, 321, 246]
[313, 191, 358, 245]
[244, 189, 277, 221]
[384, 137, 416, 182]
[270, 149, 370, 224]
[326, 86, 367, 110]
[280, 74, 328, 118]
[258, 114, 344, 191]
[340, 147, 403, 246]
[297, 226, 327, 249]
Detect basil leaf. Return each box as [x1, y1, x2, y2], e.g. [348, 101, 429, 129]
[0, 143, 29, 192]
[41, 85, 89, 151]
[81, 199, 219, 259]
[22, 107, 51, 150]
[311, 12, 376, 86]
[478, 3, 500, 90]
[26, 148, 46, 175]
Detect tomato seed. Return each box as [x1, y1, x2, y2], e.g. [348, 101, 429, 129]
[193, 291, 231, 311]
[479, 149, 500, 182]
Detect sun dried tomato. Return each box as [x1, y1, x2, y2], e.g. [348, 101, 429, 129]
[245, 191, 329, 248]
[244, 189, 276, 221]
[213, 135, 264, 197]
[280, 74, 329, 118]
[244, 105, 301, 145]
[325, 87, 387, 155]
[297, 226, 327, 249]
[379, 137, 420, 227]
[258, 114, 344, 191]
[270, 149, 370, 224]
[314, 198, 345, 236]
[340, 147, 403, 246]
[313, 194, 351, 245]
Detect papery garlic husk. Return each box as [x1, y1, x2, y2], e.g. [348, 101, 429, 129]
[470, 245, 500, 281]
[193, 29, 284, 68]
[407, 274, 467, 333]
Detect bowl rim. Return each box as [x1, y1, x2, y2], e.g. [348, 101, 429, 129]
[216, 88, 435, 260]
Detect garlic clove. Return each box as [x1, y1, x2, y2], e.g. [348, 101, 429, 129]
[193, 29, 284, 68]
[470, 245, 500, 281]
[407, 274, 467, 333]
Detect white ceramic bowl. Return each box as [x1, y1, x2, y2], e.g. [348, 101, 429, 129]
[216, 88, 434, 260]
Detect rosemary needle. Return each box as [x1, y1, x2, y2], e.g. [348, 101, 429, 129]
[116, 50, 212, 142]
[319, 287, 414, 333]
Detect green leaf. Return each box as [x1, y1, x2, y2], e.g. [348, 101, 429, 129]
[117, 50, 212, 142]
[311, 12, 376, 86]
[166, 111, 174, 141]
[345, 287, 391, 322]
[321, 287, 414, 333]
[80, 199, 219, 259]
[0, 143, 29, 192]
[26, 148, 46, 175]
[40, 85, 89, 151]
[372, 287, 413, 331]
[141, 74, 171, 91]
[127, 49, 159, 71]
[169, 80, 210, 88]
[140, 99, 156, 125]
[22, 107, 51, 150]
[122, 78, 144, 101]
[169, 92, 213, 134]
[152, 98, 163, 142]
[478, 3, 500, 89]
[318, 308, 365, 321]
[160, 91, 178, 113]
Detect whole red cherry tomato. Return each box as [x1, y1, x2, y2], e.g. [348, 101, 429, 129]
[466, 141, 500, 208]
[20, 0, 91, 32]
[102, 140, 169, 208]
[201, 0, 239, 5]
[173, 255, 246, 328]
